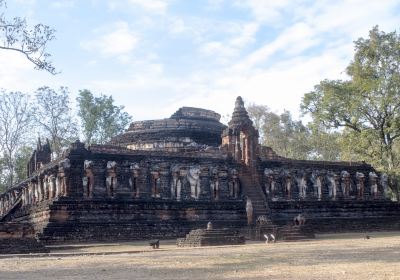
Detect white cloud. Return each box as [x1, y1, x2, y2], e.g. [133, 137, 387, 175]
[14, 0, 36, 6]
[123, 0, 399, 121]
[127, 0, 168, 14]
[168, 17, 186, 34]
[206, 0, 225, 10]
[228, 22, 315, 73]
[80, 21, 139, 57]
[0, 52, 34, 90]
[23, 0, 397, 124]
[200, 41, 238, 60]
[51, 0, 75, 9]
[296, 0, 399, 37]
[234, 0, 292, 24]
[199, 22, 259, 63]
[230, 22, 259, 48]
[0, 51, 67, 93]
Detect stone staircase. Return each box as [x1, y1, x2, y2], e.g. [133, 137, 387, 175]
[251, 224, 278, 240]
[176, 228, 245, 247]
[249, 224, 315, 242]
[239, 167, 270, 221]
[278, 225, 315, 242]
[0, 193, 22, 222]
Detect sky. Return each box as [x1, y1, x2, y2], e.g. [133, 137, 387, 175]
[1, 0, 400, 121]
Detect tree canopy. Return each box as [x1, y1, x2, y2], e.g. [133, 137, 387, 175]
[33, 86, 78, 157]
[247, 104, 341, 161]
[77, 90, 132, 145]
[0, 91, 32, 188]
[301, 26, 400, 198]
[301, 26, 400, 174]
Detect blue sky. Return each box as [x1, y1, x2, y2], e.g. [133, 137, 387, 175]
[1, 0, 400, 121]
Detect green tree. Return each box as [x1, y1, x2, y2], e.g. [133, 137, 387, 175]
[0, 0, 57, 74]
[14, 145, 33, 184]
[307, 125, 342, 161]
[77, 90, 132, 144]
[247, 104, 312, 159]
[301, 26, 400, 196]
[33, 86, 78, 158]
[0, 91, 32, 187]
[246, 104, 269, 143]
[0, 155, 6, 192]
[247, 104, 342, 161]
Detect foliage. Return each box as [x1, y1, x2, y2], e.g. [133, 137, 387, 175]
[77, 89, 132, 145]
[307, 125, 341, 161]
[0, 155, 6, 192]
[33, 86, 78, 158]
[0, 87, 132, 189]
[301, 26, 400, 197]
[247, 104, 311, 159]
[0, 0, 57, 74]
[247, 104, 342, 161]
[0, 90, 32, 187]
[14, 145, 33, 184]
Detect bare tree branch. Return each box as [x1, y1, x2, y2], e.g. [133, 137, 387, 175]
[0, 0, 57, 74]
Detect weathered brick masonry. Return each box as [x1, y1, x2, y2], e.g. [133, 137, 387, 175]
[1, 96, 400, 245]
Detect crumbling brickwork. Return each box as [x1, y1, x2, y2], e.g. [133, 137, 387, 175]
[1, 97, 400, 245]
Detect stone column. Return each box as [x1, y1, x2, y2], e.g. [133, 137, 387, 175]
[246, 197, 253, 225]
[369, 172, 379, 199]
[217, 169, 229, 200]
[209, 167, 220, 201]
[83, 160, 94, 199]
[170, 165, 180, 200]
[33, 181, 38, 204]
[188, 166, 201, 200]
[55, 176, 61, 198]
[49, 174, 56, 199]
[356, 172, 365, 200]
[341, 171, 351, 199]
[57, 158, 71, 197]
[106, 161, 118, 198]
[130, 163, 141, 198]
[48, 175, 55, 200]
[150, 167, 161, 198]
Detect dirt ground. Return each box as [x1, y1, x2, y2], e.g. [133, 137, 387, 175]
[1, 231, 400, 280]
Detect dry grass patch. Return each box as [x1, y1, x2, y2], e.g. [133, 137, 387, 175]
[0, 231, 399, 280]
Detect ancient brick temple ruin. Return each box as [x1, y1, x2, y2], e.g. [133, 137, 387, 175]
[1, 96, 400, 243]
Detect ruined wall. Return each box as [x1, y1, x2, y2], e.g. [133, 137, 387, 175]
[259, 159, 386, 201]
[110, 107, 227, 150]
[269, 200, 400, 232]
[256, 158, 400, 232]
[1, 141, 246, 243]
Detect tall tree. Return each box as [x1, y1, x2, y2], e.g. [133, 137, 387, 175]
[33, 86, 78, 158]
[14, 145, 33, 185]
[0, 0, 57, 74]
[0, 91, 32, 187]
[77, 90, 132, 145]
[307, 125, 342, 161]
[246, 104, 269, 142]
[247, 104, 342, 161]
[0, 155, 6, 192]
[301, 26, 400, 196]
[247, 104, 312, 160]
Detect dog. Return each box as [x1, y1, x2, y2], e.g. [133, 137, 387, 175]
[263, 233, 276, 244]
[149, 239, 160, 249]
